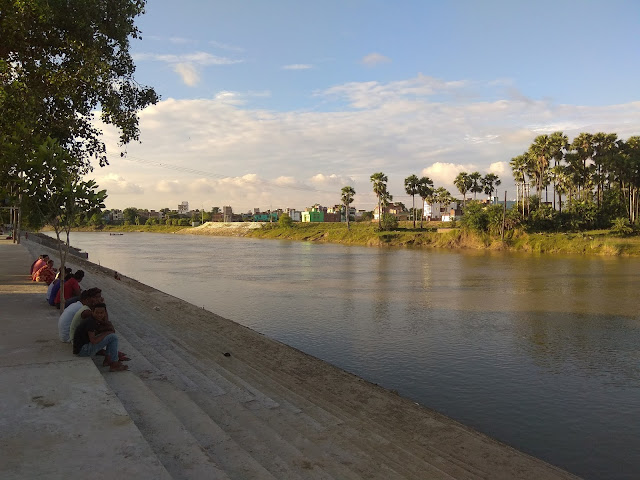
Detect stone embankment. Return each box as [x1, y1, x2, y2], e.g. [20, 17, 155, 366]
[2, 238, 582, 479]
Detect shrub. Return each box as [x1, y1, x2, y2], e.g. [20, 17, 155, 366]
[379, 213, 398, 231]
[460, 202, 488, 233]
[278, 213, 293, 228]
[611, 217, 633, 236]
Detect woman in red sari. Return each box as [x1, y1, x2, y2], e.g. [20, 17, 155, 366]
[34, 260, 57, 285]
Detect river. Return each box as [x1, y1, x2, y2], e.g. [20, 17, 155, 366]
[53, 232, 640, 480]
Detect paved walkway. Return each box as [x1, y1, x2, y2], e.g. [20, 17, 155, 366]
[0, 239, 170, 479]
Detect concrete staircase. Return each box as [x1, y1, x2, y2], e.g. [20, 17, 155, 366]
[23, 241, 580, 480]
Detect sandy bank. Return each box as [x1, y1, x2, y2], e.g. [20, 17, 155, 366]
[178, 221, 265, 236]
[21, 238, 580, 479]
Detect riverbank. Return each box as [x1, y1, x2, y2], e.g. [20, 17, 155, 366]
[41, 221, 640, 255]
[12, 237, 580, 479]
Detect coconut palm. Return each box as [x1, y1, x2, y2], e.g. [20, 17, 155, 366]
[481, 173, 501, 201]
[469, 172, 483, 200]
[370, 172, 388, 228]
[404, 174, 420, 228]
[454, 172, 472, 208]
[417, 176, 434, 228]
[341, 186, 355, 230]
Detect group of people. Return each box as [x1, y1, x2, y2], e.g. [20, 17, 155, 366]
[31, 254, 130, 372]
[30, 254, 57, 284]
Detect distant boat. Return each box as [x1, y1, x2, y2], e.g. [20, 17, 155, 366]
[109, 233, 124, 236]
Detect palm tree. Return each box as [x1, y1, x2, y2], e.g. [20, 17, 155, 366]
[569, 132, 595, 201]
[404, 174, 420, 228]
[433, 187, 455, 220]
[469, 172, 483, 200]
[341, 186, 355, 230]
[417, 176, 434, 228]
[510, 153, 534, 215]
[454, 172, 472, 208]
[370, 172, 388, 228]
[481, 173, 501, 201]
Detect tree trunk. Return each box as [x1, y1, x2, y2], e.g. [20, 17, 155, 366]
[412, 194, 415, 228]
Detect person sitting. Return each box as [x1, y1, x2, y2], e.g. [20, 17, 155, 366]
[73, 303, 128, 372]
[30, 254, 49, 277]
[48, 268, 72, 306]
[34, 260, 57, 284]
[54, 269, 84, 308]
[58, 288, 102, 343]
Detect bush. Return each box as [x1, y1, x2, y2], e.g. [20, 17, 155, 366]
[611, 217, 633, 236]
[278, 213, 293, 228]
[379, 213, 398, 231]
[460, 202, 488, 233]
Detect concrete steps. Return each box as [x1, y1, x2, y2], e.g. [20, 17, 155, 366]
[43, 250, 579, 480]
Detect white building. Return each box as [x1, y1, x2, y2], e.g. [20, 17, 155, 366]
[286, 208, 301, 222]
[178, 201, 189, 214]
[424, 200, 459, 222]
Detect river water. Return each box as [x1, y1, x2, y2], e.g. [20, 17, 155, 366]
[56, 232, 639, 480]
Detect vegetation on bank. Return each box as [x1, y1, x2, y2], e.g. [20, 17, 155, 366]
[48, 219, 640, 255]
[246, 221, 640, 256]
[40, 224, 189, 234]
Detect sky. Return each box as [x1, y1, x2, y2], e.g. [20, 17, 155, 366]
[93, 0, 640, 213]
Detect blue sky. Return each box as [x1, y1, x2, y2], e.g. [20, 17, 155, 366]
[96, 0, 640, 212]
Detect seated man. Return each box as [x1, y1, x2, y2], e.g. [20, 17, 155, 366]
[73, 303, 128, 372]
[48, 268, 72, 306]
[54, 269, 84, 308]
[58, 288, 102, 343]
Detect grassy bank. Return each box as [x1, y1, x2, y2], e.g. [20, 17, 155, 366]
[40, 224, 190, 234]
[244, 222, 640, 255]
[46, 222, 640, 256]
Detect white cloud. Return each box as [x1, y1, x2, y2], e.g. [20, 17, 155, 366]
[283, 64, 313, 70]
[173, 63, 200, 86]
[361, 53, 391, 66]
[488, 162, 508, 176]
[156, 180, 185, 194]
[169, 37, 194, 45]
[94, 173, 144, 194]
[134, 51, 242, 86]
[94, 75, 640, 211]
[209, 40, 244, 52]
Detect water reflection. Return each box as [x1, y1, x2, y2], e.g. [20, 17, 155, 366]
[56, 232, 640, 480]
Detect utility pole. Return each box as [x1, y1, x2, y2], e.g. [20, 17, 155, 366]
[501, 190, 507, 241]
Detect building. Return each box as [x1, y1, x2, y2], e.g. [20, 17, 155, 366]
[178, 201, 189, 215]
[373, 202, 405, 220]
[111, 210, 124, 222]
[286, 208, 301, 222]
[301, 210, 324, 222]
[223, 205, 233, 222]
[424, 201, 461, 221]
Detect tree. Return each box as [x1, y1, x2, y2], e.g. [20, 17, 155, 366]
[469, 172, 483, 200]
[123, 207, 138, 225]
[370, 172, 388, 228]
[404, 174, 420, 228]
[433, 187, 455, 219]
[341, 186, 356, 230]
[417, 176, 434, 228]
[0, 0, 158, 171]
[20, 138, 106, 312]
[482, 173, 501, 200]
[0, 1, 158, 239]
[278, 213, 293, 228]
[211, 207, 221, 214]
[454, 172, 473, 208]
